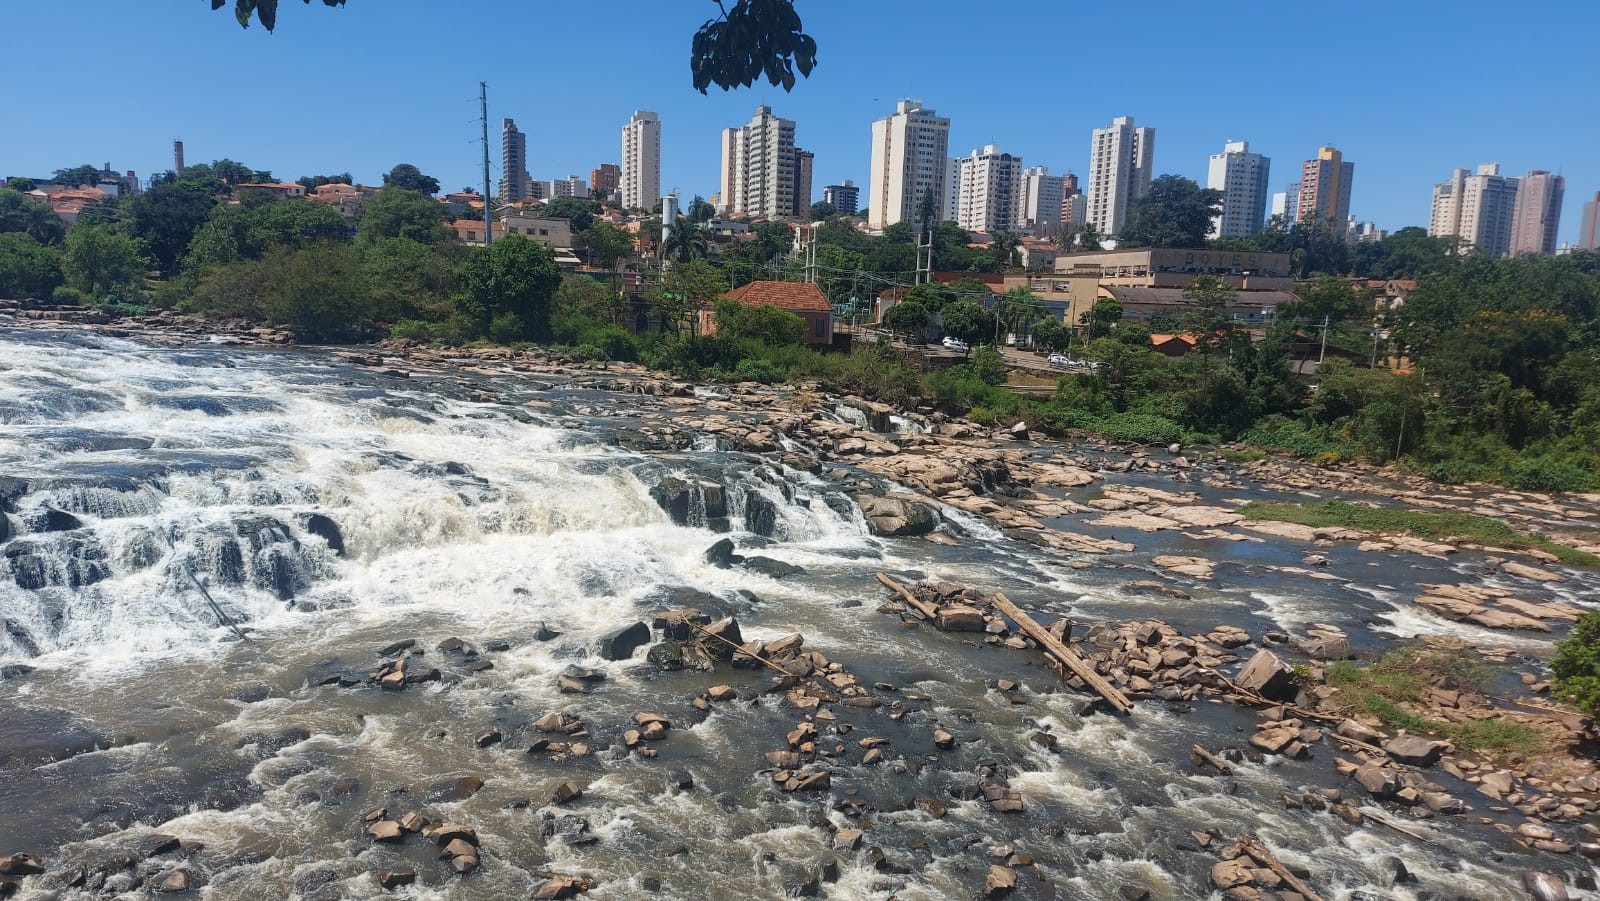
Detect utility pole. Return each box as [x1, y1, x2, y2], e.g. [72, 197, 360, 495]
[480, 81, 493, 246]
[1318, 314, 1329, 365]
[915, 227, 932, 285]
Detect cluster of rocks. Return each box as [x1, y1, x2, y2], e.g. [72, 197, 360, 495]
[363, 812, 481, 878]
[313, 636, 508, 691]
[1, 834, 204, 896]
[1413, 582, 1583, 633]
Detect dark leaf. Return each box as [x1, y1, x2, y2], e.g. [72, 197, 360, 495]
[258, 0, 278, 31]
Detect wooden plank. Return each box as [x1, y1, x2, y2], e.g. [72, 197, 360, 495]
[990, 592, 1135, 716]
[875, 572, 941, 622]
[1190, 743, 1232, 775]
[1239, 837, 1326, 901]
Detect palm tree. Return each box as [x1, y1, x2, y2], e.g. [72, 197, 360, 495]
[665, 219, 709, 263]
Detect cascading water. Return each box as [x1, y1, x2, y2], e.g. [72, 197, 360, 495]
[0, 323, 1567, 900]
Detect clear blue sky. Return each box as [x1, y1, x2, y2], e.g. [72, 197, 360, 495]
[6, 0, 1597, 243]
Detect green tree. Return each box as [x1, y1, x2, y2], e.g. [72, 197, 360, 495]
[5, 178, 36, 192]
[990, 232, 1021, 270]
[577, 221, 634, 273]
[664, 219, 710, 263]
[538, 196, 600, 232]
[0, 233, 64, 298]
[258, 242, 370, 340]
[882, 299, 929, 340]
[184, 198, 348, 271]
[455, 235, 562, 342]
[0, 188, 66, 245]
[687, 196, 717, 222]
[296, 172, 353, 190]
[53, 164, 104, 188]
[1554, 612, 1600, 718]
[652, 260, 725, 337]
[904, 282, 958, 314]
[1074, 222, 1102, 251]
[1082, 298, 1124, 339]
[383, 163, 440, 196]
[713, 298, 805, 345]
[1031, 317, 1070, 353]
[808, 200, 836, 220]
[1118, 175, 1223, 248]
[123, 180, 222, 275]
[215, 0, 816, 95]
[552, 275, 621, 323]
[358, 186, 449, 245]
[1180, 275, 1239, 396]
[361, 236, 462, 322]
[1289, 276, 1365, 321]
[939, 299, 995, 345]
[63, 225, 146, 301]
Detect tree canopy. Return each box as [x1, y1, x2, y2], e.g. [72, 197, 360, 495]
[383, 164, 440, 196]
[213, 0, 816, 94]
[454, 235, 562, 342]
[1118, 175, 1223, 248]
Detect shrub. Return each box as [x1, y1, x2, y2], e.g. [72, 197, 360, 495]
[487, 312, 526, 344]
[1553, 612, 1600, 718]
[1506, 457, 1598, 493]
[570, 343, 606, 363]
[390, 319, 435, 342]
[1096, 412, 1184, 446]
[51, 285, 88, 306]
[966, 406, 996, 427]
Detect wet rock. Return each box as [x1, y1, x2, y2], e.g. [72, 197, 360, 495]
[38, 508, 83, 532]
[984, 863, 1018, 897]
[378, 639, 416, 656]
[0, 855, 43, 877]
[705, 538, 744, 568]
[552, 782, 584, 805]
[937, 605, 986, 632]
[429, 824, 478, 847]
[1523, 872, 1570, 901]
[376, 869, 416, 890]
[303, 514, 344, 556]
[913, 796, 948, 818]
[646, 640, 685, 670]
[857, 495, 939, 537]
[742, 556, 804, 579]
[701, 617, 744, 657]
[1235, 650, 1298, 702]
[535, 622, 562, 641]
[745, 492, 780, 538]
[833, 828, 863, 851]
[596, 622, 650, 660]
[366, 820, 404, 842]
[156, 868, 197, 893]
[1355, 765, 1403, 800]
[1384, 735, 1447, 767]
[437, 636, 474, 654]
[1336, 719, 1383, 745]
[933, 728, 956, 750]
[532, 874, 589, 899]
[426, 775, 486, 803]
[140, 835, 184, 856]
[475, 729, 503, 748]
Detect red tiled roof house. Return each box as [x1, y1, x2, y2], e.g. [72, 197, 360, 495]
[699, 280, 834, 346]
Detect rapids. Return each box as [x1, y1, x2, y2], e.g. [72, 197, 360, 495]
[0, 323, 1589, 899]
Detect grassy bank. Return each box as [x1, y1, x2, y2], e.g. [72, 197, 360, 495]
[1238, 500, 1599, 567]
[1325, 649, 1542, 754]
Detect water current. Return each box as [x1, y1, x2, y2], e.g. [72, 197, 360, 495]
[0, 323, 1592, 899]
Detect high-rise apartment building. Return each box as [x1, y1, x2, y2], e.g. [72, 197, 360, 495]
[1206, 140, 1271, 239]
[1428, 163, 1519, 257]
[1017, 166, 1065, 235]
[867, 100, 951, 231]
[1271, 182, 1301, 225]
[953, 145, 1022, 234]
[589, 164, 620, 200]
[502, 118, 531, 203]
[1085, 116, 1155, 236]
[1579, 191, 1600, 251]
[1509, 170, 1565, 256]
[173, 140, 185, 174]
[822, 180, 859, 216]
[794, 147, 814, 218]
[1297, 147, 1354, 231]
[940, 157, 960, 225]
[718, 105, 798, 219]
[551, 174, 588, 199]
[620, 110, 661, 211]
[1059, 173, 1082, 232]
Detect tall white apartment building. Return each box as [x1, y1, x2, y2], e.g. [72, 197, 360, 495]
[1429, 163, 1519, 257]
[718, 105, 798, 219]
[939, 157, 960, 224]
[1206, 140, 1270, 239]
[1510, 170, 1565, 256]
[551, 174, 589, 199]
[867, 100, 951, 231]
[620, 110, 661, 212]
[953, 145, 1022, 234]
[1085, 115, 1154, 236]
[1017, 166, 1065, 235]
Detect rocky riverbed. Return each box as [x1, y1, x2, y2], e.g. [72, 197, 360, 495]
[2, 315, 1599, 900]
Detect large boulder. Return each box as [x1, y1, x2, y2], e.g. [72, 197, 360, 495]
[1235, 649, 1298, 702]
[649, 477, 693, 525]
[857, 495, 939, 537]
[704, 538, 743, 568]
[303, 514, 345, 557]
[1384, 735, 1447, 767]
[597, 622, 650, 661]
[744, 492, 781, 539]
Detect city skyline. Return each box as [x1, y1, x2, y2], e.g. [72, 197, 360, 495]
[5, 0, 1598, 243]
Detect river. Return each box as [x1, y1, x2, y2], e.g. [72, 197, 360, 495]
[0, 323, 1591, 900]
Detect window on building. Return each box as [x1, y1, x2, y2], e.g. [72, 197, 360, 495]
[814, 318, 827, 339]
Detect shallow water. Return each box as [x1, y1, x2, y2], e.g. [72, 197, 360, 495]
[1, 323, 1595, 900]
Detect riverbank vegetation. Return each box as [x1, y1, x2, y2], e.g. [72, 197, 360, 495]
[2, 163, 1598, 494]
[1238, 501, 1600, 567]
[1325, 647, 1542, 753]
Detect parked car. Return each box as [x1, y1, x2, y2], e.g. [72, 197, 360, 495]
[1047, 354, 1071, 368]
[941, 337, 969, 353]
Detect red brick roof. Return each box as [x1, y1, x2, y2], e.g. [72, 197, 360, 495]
[722, 280, 831, 313]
